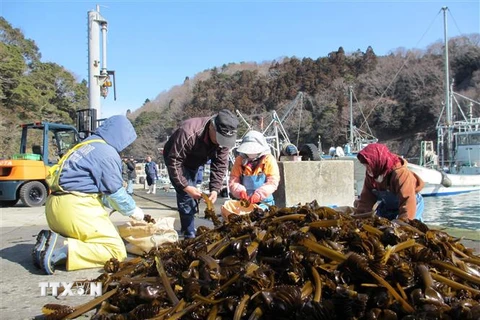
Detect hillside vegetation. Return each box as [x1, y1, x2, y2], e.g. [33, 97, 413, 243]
[1, 17, 479, 162]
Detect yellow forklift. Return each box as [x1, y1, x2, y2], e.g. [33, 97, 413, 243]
[0, 109, 98, 207]
[0, 6, 115, 207]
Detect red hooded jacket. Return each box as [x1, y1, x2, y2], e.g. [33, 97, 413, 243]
[356, 144, 424, 220]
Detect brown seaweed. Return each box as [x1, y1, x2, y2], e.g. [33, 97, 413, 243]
[41, 203, 480, 319]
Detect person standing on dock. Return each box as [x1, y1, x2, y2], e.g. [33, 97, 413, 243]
[145, 155, 158, 194]
[163, 109, 239, 239]
[126, 156, 137, 195]
[355, 143, 425, 221]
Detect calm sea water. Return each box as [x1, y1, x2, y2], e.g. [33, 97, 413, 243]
[422, 191, 480, 231]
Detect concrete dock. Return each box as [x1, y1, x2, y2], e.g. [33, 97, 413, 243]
[0, 184, 478, 319]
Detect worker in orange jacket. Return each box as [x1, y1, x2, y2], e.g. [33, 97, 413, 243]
[229, 130, 280, 209]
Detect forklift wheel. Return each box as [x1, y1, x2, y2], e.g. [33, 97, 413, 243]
[20, 181, 47, 207]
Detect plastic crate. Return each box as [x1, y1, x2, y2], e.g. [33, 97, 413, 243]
[12, 153, 41, 161]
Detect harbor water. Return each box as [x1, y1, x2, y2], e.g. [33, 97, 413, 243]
[422, 191, 480, 231]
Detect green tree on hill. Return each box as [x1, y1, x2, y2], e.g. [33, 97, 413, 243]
[0, 17, 87, 157]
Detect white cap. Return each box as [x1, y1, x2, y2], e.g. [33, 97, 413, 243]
[236, 130, 270, 155]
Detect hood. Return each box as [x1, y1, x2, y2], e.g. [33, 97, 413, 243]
[357, 143, 400, 178]
[94, 115, 137, 152]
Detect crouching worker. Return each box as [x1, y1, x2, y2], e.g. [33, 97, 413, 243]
[32, 115, 145, 275]
[229, 130, 280, 210]
[355, 143, 425, 221]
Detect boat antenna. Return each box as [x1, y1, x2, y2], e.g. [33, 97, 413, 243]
[295, 93, 304, 148]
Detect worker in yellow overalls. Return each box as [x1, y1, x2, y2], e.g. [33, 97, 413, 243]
[32, 115, 145, 274]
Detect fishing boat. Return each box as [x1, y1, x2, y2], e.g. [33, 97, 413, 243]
[320, 86, 378, 158]
[408, 113, 480, 196]
[320, 86, 378, 195]
[407, 7, 480, 197]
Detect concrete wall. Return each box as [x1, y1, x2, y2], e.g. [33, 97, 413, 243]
[273, 160, 355, 208]
[327, 156, 366, 196]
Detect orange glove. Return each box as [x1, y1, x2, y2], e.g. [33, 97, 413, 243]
[239, 190, 248, 200]
[249, 193, 261, 204]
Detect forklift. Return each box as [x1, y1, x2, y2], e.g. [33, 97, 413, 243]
[0, 5, 116, 207]
[0, 109, 98, 207]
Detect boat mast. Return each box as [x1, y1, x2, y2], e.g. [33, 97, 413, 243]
[442, 7, 453, 163]
[349, 86, 353, 148]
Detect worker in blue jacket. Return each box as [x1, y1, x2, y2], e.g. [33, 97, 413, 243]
[32, 115, 144, 274]
[145, 155, 158, 194]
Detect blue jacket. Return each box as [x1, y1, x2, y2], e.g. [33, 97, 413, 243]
[145, 161, 158, 179]
[59, 115, 137, 194]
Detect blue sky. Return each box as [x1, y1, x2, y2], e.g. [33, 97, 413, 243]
[2, 0, 479, 119]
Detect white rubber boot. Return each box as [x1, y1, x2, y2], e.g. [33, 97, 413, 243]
[151, 183, 157, 194]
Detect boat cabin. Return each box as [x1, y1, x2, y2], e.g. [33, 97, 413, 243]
[452, 118, 480, 174]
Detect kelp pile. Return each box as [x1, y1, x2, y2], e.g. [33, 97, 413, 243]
[42, 201, 480, 319]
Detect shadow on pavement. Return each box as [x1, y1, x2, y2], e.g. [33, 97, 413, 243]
[0, 243, 46, 274]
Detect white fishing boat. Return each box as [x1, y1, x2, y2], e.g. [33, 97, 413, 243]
[319, 86, 378, 196]
[407, 7, 480, 197]
[408, 163, 480, 196]
[408, 114, 480, 196]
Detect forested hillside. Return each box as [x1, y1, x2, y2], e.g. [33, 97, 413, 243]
[127, 36, 480, 160]
[1, 17, 479, 161]
[0, 18, 88, 158]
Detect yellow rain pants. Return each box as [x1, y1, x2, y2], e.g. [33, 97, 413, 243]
[46, 193, 127, 271]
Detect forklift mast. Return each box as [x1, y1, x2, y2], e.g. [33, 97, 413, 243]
[88, 5, 116, 120]
[76, 109, 98, 138]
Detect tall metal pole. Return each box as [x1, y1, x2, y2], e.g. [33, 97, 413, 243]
[87, 5, 107, 118]
[349, 86, 353, 147]
[442, 7, 453, 163]
[101, 20, 108, 76]
[274, 122, 280, 160]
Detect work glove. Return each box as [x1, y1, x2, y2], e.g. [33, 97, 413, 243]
[239, 190, 248, 200]
[130, 206, 145, 221]
[249, 193, 261, 204]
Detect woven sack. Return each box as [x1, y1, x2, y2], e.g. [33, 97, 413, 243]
[118, 217, 178, 255]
